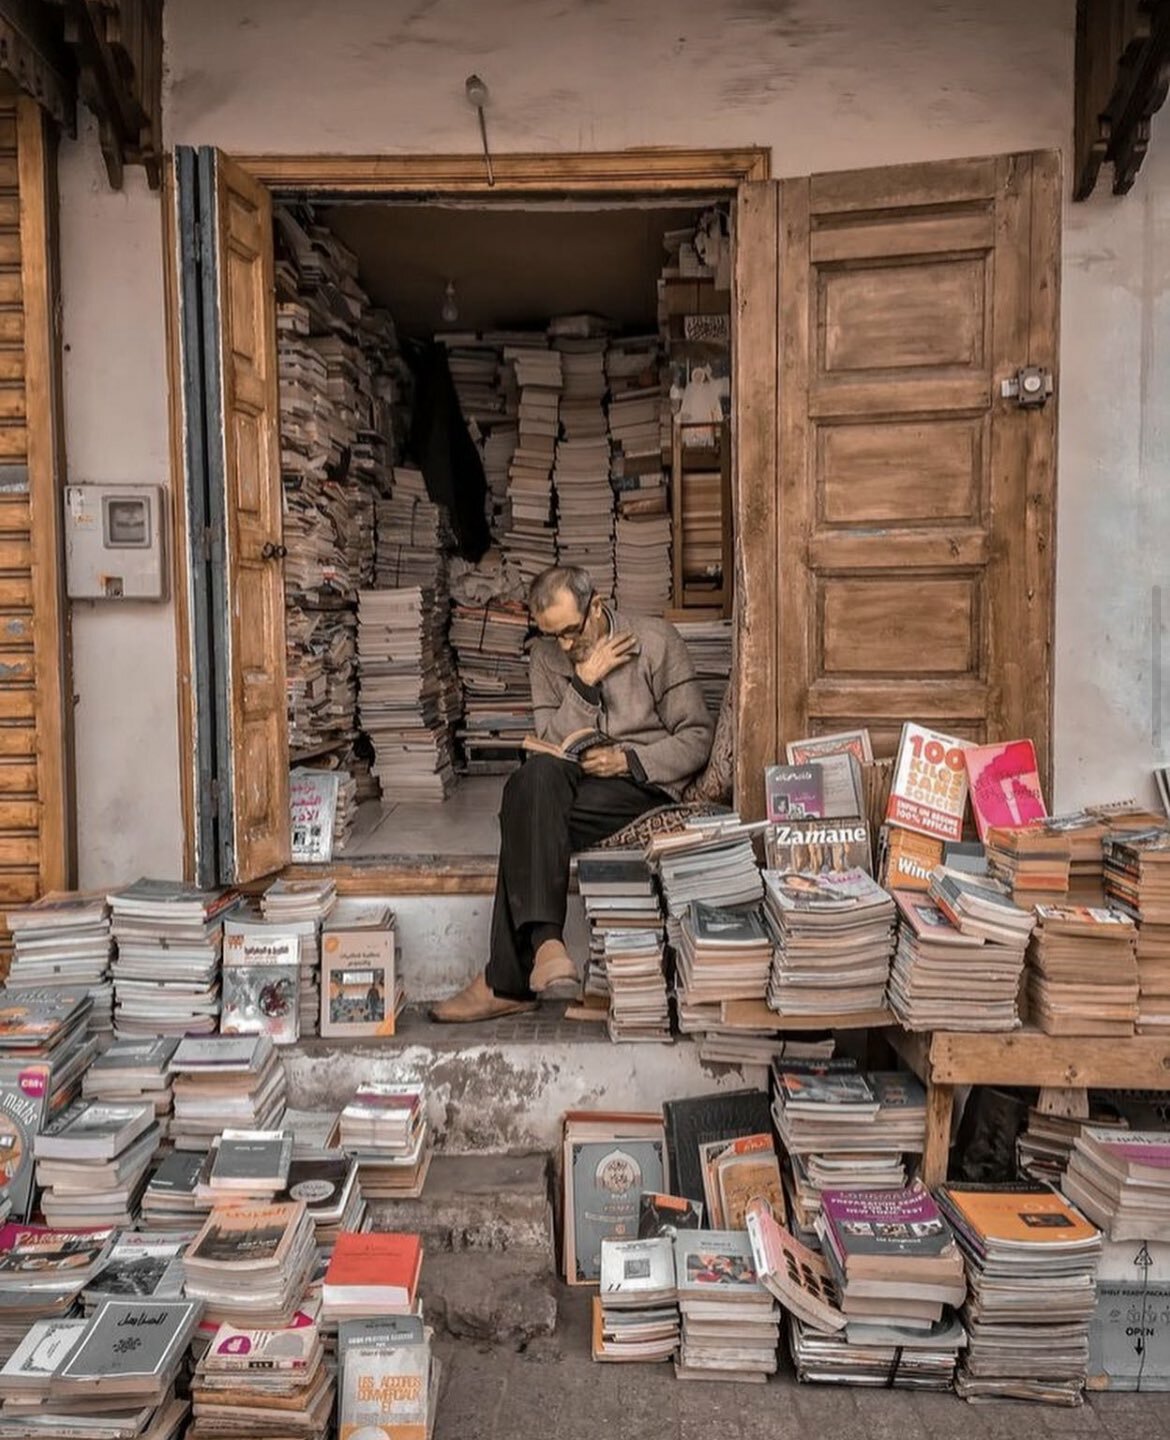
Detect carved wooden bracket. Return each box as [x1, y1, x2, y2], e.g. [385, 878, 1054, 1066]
[1075, 0, 1170, 199]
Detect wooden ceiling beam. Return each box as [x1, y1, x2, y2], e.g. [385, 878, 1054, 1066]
[1075, 0, 1170, 199]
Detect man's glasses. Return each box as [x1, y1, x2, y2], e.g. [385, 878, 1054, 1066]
[530, 590, 595, 641]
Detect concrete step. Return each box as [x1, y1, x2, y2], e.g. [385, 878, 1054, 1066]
[378, 893, 589, 1003]
[365, 1153, 553, 1257]
[421, 1249, 557, 1345]
[282, 1004, 766, 1154]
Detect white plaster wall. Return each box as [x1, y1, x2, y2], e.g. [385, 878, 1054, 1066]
[56, 0, 1168, 883]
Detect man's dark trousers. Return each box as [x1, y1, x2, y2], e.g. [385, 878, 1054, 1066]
[485, 754, 668, 998]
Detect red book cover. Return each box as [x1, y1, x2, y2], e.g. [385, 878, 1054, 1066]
[324, 1231, 422, 1298]
[963, 739, 1046, 841]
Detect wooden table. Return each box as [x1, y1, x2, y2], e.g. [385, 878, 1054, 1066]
[889, 1026, 1170, 1187]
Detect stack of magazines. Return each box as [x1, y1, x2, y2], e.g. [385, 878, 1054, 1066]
[5, 892, 115, 1040]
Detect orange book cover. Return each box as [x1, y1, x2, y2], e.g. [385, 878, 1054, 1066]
[943, 1186, 1098, 1245]
[325, 1231, 422, 1296]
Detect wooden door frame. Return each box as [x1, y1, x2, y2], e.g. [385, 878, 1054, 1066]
[165, 145, 775, 885]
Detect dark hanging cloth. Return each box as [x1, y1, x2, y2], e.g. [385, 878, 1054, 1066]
[404, 339, 491, 562]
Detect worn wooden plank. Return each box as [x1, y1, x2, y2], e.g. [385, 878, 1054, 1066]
[0, 575, 32, 607]
[0, 273, 21, 308]
[18, 98, 70, 894]
[808, 376, 991, 419]
[0, 834, 39, 866]
[731, 180, 779, 821]
[809, 156, 999, 212]
[0, 311, 23, 346]
[0, 351, 23, 384]
[0, 538, 30, 569]
[809, 528, 989, 570]
[921, 1082, 955, 1188]
[0, 869, 40, 904]
[0, 498, 28, 534]
[0, 689, 33, 720]
[810, 211, 996, 263]
[0, 725, 37, 757]
[928, 1027, 1170, 1089]
[721, 999, 894, 1032]
[280, 859, 498, 896]
[0, 653, 35, 684]
[808, 677, 988, 719]
[0, 425, 27, 460]
[0, 761, 36, 794]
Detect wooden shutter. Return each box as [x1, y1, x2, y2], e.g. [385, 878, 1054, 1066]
[171, 147, 288, 885]
[776, 153, 1059, 780]
[0, 96, 71, 967]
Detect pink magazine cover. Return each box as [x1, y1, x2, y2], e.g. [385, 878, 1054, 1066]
[964, 739, 1047, 842]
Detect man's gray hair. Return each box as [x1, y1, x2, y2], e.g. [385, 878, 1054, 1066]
[528, 565, 594, 617]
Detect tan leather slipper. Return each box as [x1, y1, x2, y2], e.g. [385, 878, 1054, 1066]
[530, 940, 580, 999]
[430, 971, 537, 1024]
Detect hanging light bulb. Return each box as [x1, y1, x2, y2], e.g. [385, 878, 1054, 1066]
[441, 280, 459, 325]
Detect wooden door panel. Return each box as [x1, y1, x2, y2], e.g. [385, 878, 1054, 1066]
[779, 153, 1058, 779]
[211, 150, 288, 882]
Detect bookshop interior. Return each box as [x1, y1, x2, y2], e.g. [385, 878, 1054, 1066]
[276, 195, 735, 863]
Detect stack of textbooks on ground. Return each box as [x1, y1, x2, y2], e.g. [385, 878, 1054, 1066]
[5, 893, 115, 1040]
[938, 1182, 1102, 1405]
[646, 815, 764, 933]
[1017, 1107, 1128, 1186]
[593, 1235, 679, 1362]
[577, 849, 664, 1019]
[676, 902, 772, 1007]
[83, 1037, 178, 1140]
[107, 879, 239, 1039]
[1026, 905, 1139, 1036]
[762, 869, 895, 1016]
[322, 1230, 422, 1324]
[339, 1083, 432, 1198]
[772, 1061, 927, 1233]
[1062, 1127, 1170, 1239]
[553, 334, 614, 596]
[195, 1129, 294, 1206]
[260, 876, 338, 1039]
[890, 890, 1025, 1031]
[140, 1149, 213, 1232]
[0, 1223, 115, 1363]
[502, 343, 561, 583]
[11, 1297, 199, 1440]
[283, 1153, 365, 1250]
[81, 1231, 189, 1311]
[0, 986, 93, 1064]
[673, 1228, 779, 1381]
[605, 922, 671, 1043]
[168, 1036, 287, 1151]
[338, 1311, 436, 1440]
[34, 1098, 160, 1228]
[985, 823, 1072, 906]
[818, 1182, 966, 1336]
[357, 587, 457, 802]
[1104, 828, 1170, 1031]
[189, 1319, 333, 1440]
[184, 1200, 318, 1328]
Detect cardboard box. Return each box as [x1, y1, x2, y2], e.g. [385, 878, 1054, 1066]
[1088, 1239, 1170, 1391]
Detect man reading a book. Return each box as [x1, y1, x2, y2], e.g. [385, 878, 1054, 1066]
[433, 564, 714, 1022]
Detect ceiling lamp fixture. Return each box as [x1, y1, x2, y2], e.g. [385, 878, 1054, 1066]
[441, 280, 459, 325]
[465, 74, 494, 187]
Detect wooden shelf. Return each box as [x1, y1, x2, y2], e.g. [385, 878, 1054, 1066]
[721, 999, 894, 1032]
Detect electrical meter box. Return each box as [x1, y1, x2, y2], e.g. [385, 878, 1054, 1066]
[64, 484, 167, 600]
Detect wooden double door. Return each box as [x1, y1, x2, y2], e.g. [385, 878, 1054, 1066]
[169, 148, 1060, 882]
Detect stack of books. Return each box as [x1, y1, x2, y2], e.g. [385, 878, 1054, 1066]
[5, 892, 115, 1040]
[83, 1037, 178, 1140]
[772, 1061, 927, 1234]
[320, 900, 401, 1040]
[34, 1098, 160, 1228]
[1016, 1107, 1128, 1186]
[646, 815, 764, 933]
[1026, 905, 1140, 1036]
[762, 869, 895, 1016]
[260, 876, 338, 1040]
[927, 868, 1036, 946]
[502, 343, 561, 584]
[322, 1230, 422, 1324]
[673, 1228, 780, 1381]
[553, 334, 614, 597]
[938, 1182, 1102, 1404]
[222, 909, 302, 1047]
[0, 1224, 115, 1363]
[577, 849, 664, 1019]
[697, 1133, 785, 1231]
[357, 586, 457, 802]
[372, 465, 449, 591]
[107, 879, 239, 1039]
[449, 598, 532, 772]
[0, 986, 93, 1065]
[196, 1130, 294, 1206]
[168, 1036, 287, 1151]
[613, 513, 672, 616]
[338, 1312, 435, 1440]
[184, 1200, 318, 1328]
[605, 922, 671, 1044]
[190, 1320, 333, 1440]
[1104, 829, 1170, 1032]
[1062, 1127, 1170, 1238]
[676, 902, 772, 1006]
[34, 1297, 200, 1439]
[283, 1153, 365, 1251]
[673, 618, 732, 719]
[985, 823, 1072, 906]
[592, 1235, 679, 1362]
[81, 1232, 190, 1310]
[889, 890, 1025, 1031]
[140, 1150, 213, 1232]
[818, 1181, 967, 1331]
[607, 344, 669, 615]
[339, 1083, 432, 1199]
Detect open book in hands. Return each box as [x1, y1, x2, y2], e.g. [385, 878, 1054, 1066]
[522, 728, 612, 762]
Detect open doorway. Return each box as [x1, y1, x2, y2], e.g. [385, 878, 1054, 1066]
[273, 196, 737, 864]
